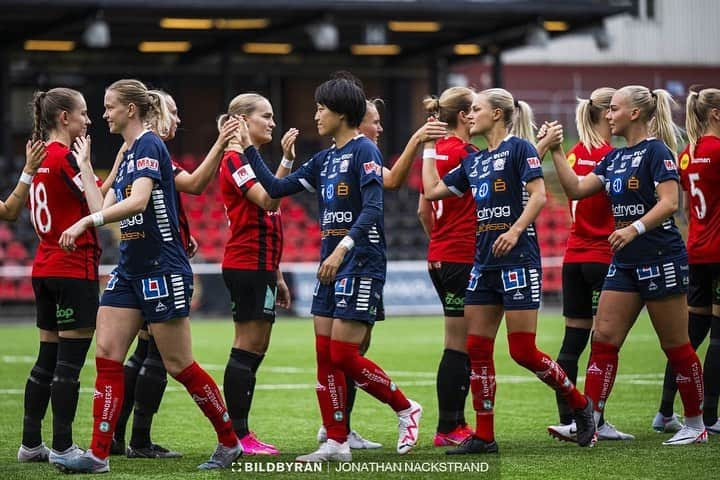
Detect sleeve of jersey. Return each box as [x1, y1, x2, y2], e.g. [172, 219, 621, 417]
[516, 141, 544, 184]
[649, 144, 680, 185]
[347, 145, 384, 241]
[592, 155, 608, 182]
[243, 146, 315, 198]
[132, 138, 163, 183]
[224, 153, 258, 194]
[442, 164, 470, 197]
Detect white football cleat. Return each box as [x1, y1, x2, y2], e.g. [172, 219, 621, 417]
[49, 444, 85, 465]
[348, 430, 382, 449]
[296, 439, 351, 462]
[17, 442, 50, 463]
[397, 399, 422, 454]
[652, 412, 683, 433]
[597, 422, 635, 441]
[662, 425, 708, 446]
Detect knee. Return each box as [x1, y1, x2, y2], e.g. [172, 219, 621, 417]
[329, 340, 357, 370]
[466, 335, 493, 361]
[161, 354, 192, 378]
[315, 335, 332, 365]
[507, 332, 537, 367]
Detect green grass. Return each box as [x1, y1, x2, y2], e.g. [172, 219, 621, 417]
[1, 313, 717, 479]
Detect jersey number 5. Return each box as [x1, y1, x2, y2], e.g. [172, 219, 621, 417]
[688, 173, 707, 220]
[30, 181, 52, 234]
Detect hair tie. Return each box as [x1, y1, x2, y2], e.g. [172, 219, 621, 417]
[513, 99, 520, 108]
[588, 98, 593, 106]
[650, 90, 657, 100]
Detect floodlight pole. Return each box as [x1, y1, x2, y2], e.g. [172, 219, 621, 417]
[0, 51, 11, 175]
[492, 50, 503, 88]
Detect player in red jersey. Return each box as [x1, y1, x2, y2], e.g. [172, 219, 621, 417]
[654, 87, 720, 434]
[0, 141, 46, 221]
[109, 90, 240, 458]
[16, 88, 111, 465]
[417, 87, 477, 447]
[540, 88, 633, 442]
[218, 93, 294, 455]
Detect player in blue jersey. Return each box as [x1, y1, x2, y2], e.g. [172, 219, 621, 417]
[238, 72, 422, 462]
[549, 85, 706, 446]
[53, 79, 241, 473]
[422, 88, 595, 454]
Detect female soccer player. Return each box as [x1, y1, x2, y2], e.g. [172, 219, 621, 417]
[653, 87, 720, 435]
[0, 141, 45, 222]
[549, 85, 706, 446]
[541, 88, 634, 442]
[422, 88, 595, 454]
[217, 92, 295, 455]
[239, 73, 422, 462]
[111, 90, 241, 459]
[53, 79, 240, 473]
[16, 88, 108, 466]
[418, 87, 477, 447]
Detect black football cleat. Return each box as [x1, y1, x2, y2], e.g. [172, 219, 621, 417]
[574, 395, 597, 447]
[127, 443, 183, 458]
[445, 436, 499, 455]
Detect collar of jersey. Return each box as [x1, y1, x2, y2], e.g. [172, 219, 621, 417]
[330, 133, 365, 150]
[486, 134, 513, 153]
[129, 129, 151, 149]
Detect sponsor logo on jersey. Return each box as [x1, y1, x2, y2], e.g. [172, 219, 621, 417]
[37, 167, 50, 174]
[126, 160, 135, 173]
[142, 276, 169, 300]
[628, 176, 640, 190]
[324, 183, 334, 200]
[578, 158, 596, 166]
[526, 156, 541, 169]
[611, 177, 624, 194]
[493, 178, 506, 192]
[679, 152, 690, 170]
[335, 277, 354, 297]
[362, 161, 382, 176]
[502, 268, 527, 291]
[477, 205, 511, 221]
[322, 209, 353, 225]
[567, 153, 577, 168]
[664, 159, 677, 171]
[232, 164, 256, 188]
[612, 203, 645, 217]
[136, 157, 159, 171]
[472, 181, 490, 200]
[337, 182, 350, 197]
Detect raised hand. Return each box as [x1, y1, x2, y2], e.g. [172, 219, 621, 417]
[24, 139, 47, 174]
[281, 128, 299, 161]
[72, 135, 92, 170]
[234, 118, 252, 149]
[218, 116, 241, 146]
[416, 119, 448, 143]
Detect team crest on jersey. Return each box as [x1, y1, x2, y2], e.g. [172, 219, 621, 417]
[567, 153, 577, 168]
[136, 157, 159, 171]
[502, 268, 527, 291]
[664, 159, 677, 171]
[142, 276, 169, 300]
[631, 157, 642, 168]
[339, 159, 350, 173]
[636, 266, 660, 281]
[493, 158, 506, 171]
[232, 164, 256, 188]
[679, 153, 690, 170]
[526, 156, 541, 169]
[362, 161, 382, 176]
[334, 278, 354, 296]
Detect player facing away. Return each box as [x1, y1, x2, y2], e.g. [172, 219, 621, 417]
[53, 79, 240, 474]
[653, 87, 720, 434]
[539, 89, 634, 442]
[110, 90, 241, 458]
[315, 97, 447, 450]
[217, 93, 295, 455]
[549, 85, 706, 446]
[417, 87, 478, 447]
[422, 88, 596, 454]
[239, 73, 422, 462]
[17, 88, 109, 466]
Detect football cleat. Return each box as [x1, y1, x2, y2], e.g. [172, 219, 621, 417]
[574, 395, 597, 447]
[662, 425, 707, 445]
[348, 430, 382, 449]
[434, 424, 474, 446]
[239, 432, 280, 455]
[17, 442, 50, 463]
[53, 449, 109, 474]
[446, 436, 499, 455]
[197, 442, 242, 470]
[295, 439, 351, 462]
[49, 444, 85, 465]
[652, 412, 683, 433]
[127, 443, 182, 458]
[397, 399, 422, 454]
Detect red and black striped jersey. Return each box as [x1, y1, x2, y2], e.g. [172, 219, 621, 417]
[30, 141, 102, 280]
[171, 161, 191, 252]
[219, 150, 283, 271]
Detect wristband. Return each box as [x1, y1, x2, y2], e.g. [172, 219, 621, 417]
[631, 220, 646, 235]
[281, 157, 294, 169]
[422, 148, 437, 160]
[339, 235, 355, 251]
[19, 172, 34, 185]
[91, 212, 105, 227]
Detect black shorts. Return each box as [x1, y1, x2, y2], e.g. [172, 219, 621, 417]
[562, 263, 609, 319]
[223, 268, 277, 323]
[428, 261, 472, 317]
[33, 277, 99, 332]
[687, 263, 720, 308]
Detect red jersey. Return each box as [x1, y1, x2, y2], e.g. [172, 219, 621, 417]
[30, 141, 101, 280]
[679, 136, 720, 264]
[563, 142, 614, 264]
[427, 136, 477, 264]
[171, 161, 192, 251]
[219, 150, 283, 271]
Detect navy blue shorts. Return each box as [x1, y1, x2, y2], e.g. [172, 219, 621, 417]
[101, 269, 193, 323]
[602, 256, 689, 301]
[311, 276, 383, 325]
[464, 265, 542, 310]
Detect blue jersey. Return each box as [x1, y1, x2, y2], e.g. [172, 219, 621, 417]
[442, 135, 543, 270]
[244, 135, 386, 281]
[593, 137, 686, 267]
[113, 130, 191, 279]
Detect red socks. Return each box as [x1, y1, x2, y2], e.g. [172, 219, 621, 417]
[330, 339, 410, 412]
[665, 343, 704, 418]
[175, 361, 237, 448]
[467, 335, 496, 442]
[584, 341, 619, 414]
[315, 335, 347, 443]
[89, 358, 124, 459]
[508, 332, 586, 410]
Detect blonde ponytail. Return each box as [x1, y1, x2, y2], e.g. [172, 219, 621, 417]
[685, 88, 720, 153]
[146, 89, 172, 138]
[511, 100, 536, 144]
[576, 87, 615, 149]
[651, 89, 680, 155]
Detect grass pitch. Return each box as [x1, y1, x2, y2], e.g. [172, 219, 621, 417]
[0, 313, 716, 479]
